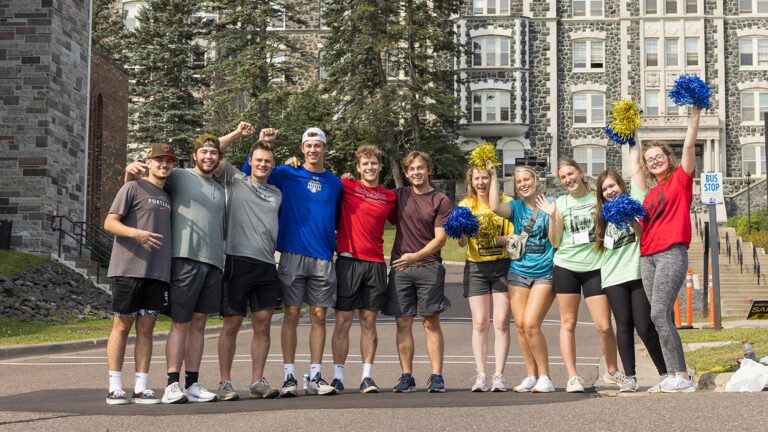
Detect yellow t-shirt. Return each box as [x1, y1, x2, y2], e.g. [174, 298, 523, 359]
[458, 196, 514, 262]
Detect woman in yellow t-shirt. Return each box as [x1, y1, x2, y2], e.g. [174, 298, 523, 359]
[457, 166, 513, 392]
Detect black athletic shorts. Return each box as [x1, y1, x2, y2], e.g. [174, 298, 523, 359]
[335, 256, 388, 312]
[385, 264, 450, 317]
[168, 258, 222, 323]
[110, 276, 168, 315]
[552, 266, 603, 298]
[220, 255, 282, 316]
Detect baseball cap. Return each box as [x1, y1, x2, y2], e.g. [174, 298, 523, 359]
[194, 133, 221, 152]
[147, 143, 179, 162]
[302, 127, 327, 145]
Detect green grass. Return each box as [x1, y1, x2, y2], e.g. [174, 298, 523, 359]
[680, 328, 768, 373]
[0, 250, 51, 277]
[383, 228, 466, 263]
[0, 316, 226, 347]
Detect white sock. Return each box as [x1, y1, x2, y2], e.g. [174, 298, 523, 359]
[362, 363, 373, 380]
[134, 372, 148, 394]
[283, 364, 295, 380]
[108, 371, 122, 393]
[333, 364, 345, 382]
[309, 363, 322, 380]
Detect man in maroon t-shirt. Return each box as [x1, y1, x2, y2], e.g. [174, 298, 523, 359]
[386, 151, 452, 393]
[329, 145, 397, 394]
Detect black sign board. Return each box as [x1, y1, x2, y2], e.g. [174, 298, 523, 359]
[745, 300, 768, 320]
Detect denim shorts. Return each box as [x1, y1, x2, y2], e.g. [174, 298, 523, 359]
[507, 272, 553, 289]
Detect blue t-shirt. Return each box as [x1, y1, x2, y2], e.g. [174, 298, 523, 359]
[507, 199, 555, 278]
[268, 165, 342, 261]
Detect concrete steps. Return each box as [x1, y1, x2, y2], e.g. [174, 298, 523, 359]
[50, 254, 111, 293]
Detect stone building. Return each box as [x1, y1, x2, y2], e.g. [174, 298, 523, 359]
[0, 0, 128, 253]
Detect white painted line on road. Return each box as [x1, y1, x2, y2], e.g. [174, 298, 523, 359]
[47, 354, 602, 360]
[0, 360, 600, 367]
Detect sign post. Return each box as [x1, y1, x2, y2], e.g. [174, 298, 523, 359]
[701, 172, 724, 330]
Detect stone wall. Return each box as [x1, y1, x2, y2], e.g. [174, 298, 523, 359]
[0, 0, 91, 252]
[525, 20, 554, 179]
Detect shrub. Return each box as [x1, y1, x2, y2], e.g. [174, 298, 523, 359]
[726, 211, 768, 237]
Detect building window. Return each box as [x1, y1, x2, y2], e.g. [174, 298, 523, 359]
[645, 38, 658, 67]
[318, 51, 329, 80]
[666, 94, 679, 116]
[666, 0, 678, 14]
[573, 146, 606, 176]
[665, 38, 679, 67]
[269, 51, 285, 81]
[473, 0, 510, 15]
[318, 0, 329, 29]
[741, 90, 768, 123]
[573, 93, 604, 125]
[685, 0, 698, 13]
[685, 38, 699, 66]
[645, 91, 659, 115]
[269, 4, 286, 29]
[573, 0, 603, 17]
[739, 37, 768, 67]
[572, 40, 604, 71]
[472, 37, 511, 67]
[472, 91, 512, 123]
[740, 0, 768, 13]
[123, 1, 143, 31]
[743, 145, 767, 176]
[385, 51, 401, 79]
[502, 142, 525, 178]
[646, 0, 658, 14]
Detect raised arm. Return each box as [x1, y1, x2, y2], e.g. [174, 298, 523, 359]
[124, 162, 147, 183]
[681, 107, 701, 175]
[218, 122, 256, 152]
[538, 195, 562, 248]
[629, 139, 646, 193]
[104, 213, 163, 251]
[488, 166, 511, 219]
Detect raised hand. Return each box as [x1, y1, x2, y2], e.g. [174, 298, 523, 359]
[125, 162, 148, 180]
[284, 156, 301, 168]
[536, 194, 556, 216]
[236, 122, 256, 137]
[259, 127, 279, 143]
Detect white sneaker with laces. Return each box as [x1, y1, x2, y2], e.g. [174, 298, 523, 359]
[619, 376, 638, 393]
[531, 375, 555, 393]
[513, 375, 538, 393]
[161, 382, 188, 404]
[106, 388, 130, 405]
[603, 370, 625, 386]
[660, 374, 695, 393]
[565, 376, 585, 393]
[471, 374, 488, 392]
[490, 373, 507, 392]
[647, 374, 669, 393]
[132, 388, 161, 404]
[185, 382, 218, 402]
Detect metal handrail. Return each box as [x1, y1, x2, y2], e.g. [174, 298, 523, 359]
[736, 237, 744, 274]
[753, 245, 763, 286]
[51, 215, 113, 283]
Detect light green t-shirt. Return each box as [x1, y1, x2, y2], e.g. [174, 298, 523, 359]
[553, 192, 601, 272]
[600, 182, 646, 288]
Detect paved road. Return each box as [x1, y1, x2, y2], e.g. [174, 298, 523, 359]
[1, 263, 764, 431]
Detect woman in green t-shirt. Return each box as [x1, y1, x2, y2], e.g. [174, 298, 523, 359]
[594, 145, 667, 392]
[537, 159, 621, 393]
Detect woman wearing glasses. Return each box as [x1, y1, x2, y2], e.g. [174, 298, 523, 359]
[639, 107, 701, 392]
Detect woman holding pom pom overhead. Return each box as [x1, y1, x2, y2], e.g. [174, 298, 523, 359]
[489, 165, 557, 393]
[639, 106, 702, 393]
[593, 143, 667, 393]
[456, 164, 513, 392]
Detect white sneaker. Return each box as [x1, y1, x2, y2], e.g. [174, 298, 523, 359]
[490, 373, 507, 392]
[603, 370, 625, 386]
[647, 374, 669, 393]
[660, 375, 695, 393]
[565, 376, 585, 393]
[161, 382, 188, 404]
[513, 375, 538, 393]
[185, 382, 218, 402]
[471, 374, 488, 392]
[531, 375, 555, 393]
[619, 376, 638, 393]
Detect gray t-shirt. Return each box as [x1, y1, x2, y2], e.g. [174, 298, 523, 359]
[220, 163, 282, 264]
[164, 168, 225, 270]
[107, 179, 173, 282]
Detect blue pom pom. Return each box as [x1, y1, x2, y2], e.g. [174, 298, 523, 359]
[603, 126, 636, 146]
[444, 207, 479, 240]
[668, 74, 712, 110]
[602, 194, 645, 231]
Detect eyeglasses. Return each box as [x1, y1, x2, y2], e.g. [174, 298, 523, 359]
[645, 154, 666, 166]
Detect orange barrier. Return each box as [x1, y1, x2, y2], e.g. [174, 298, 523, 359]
[708, 271, 715, 328]
[685, 268, 694, 328]
[674, 297, 682, 328]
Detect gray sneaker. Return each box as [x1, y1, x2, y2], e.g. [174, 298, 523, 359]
[619, 376, 638, 393]
[217, 380, 239, 401]
[660, 375, 696, 393]
[603, 370, 625, 386]
[647, 374, 670, 393]
[306, 373, 335, 396]
[250, 378, 280, 399]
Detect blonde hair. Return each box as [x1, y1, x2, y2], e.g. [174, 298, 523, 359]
[402, 151, 433, 172]
[355, 144, 382, 165]
[557, 158, 592, 192]
[513, 166, 540, 196]
[641, 140, 678, 185]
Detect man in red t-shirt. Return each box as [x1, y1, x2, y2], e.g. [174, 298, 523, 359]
[330, 145, 397, 394]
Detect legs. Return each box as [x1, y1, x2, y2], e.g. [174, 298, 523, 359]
[184, 312, 209, 373]
[134, 316, 157, 374]
[522, 284, 555, 377]
[468, 294, 491, 375]
[218, 315, 244, 381]
[584, 294, 619, 375]
[308, 306, 328, 365]
[251, 310, 274, 382]
[628, 281, 667, 376]
[509, 286, 536, 376]
[395, 316, 415, 374]
[280, 305, 301, 364]
[421, 315, 444, 375]
[107, 316, 135, 373]
[359, 309, 379, 364]
[331, 310, 354, 366]
[556, 293, 581, 378]
[604, 284, 636, 376]
[491, 291, 510, 375]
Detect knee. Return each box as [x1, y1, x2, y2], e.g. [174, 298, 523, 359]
[594, 321, 614, 337]
[360, 317, 377, 333]
[309, 310, 326, 326]
[396, 317, 413, 333]
[523, 322, 539, 336]
[421, 316, 441, 332]
[560, 317, 577, 332]
[134, 319, 156, 337]
[282, 308, 300, 325]
[221, 317, 243, 337]
[495, 318, 509, 333]
[473, 319, 490, 333]
[190, 314, 207, 331]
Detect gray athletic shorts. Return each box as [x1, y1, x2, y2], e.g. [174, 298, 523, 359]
[168, 258, 223, 323]
[278, 252, 337, 307]
[507, 272, 553, 289]
[385, 264, 450, 317]
[463, 259, 510, 297]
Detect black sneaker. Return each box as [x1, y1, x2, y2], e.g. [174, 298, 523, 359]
[393, 373, 416, 393]
[280, 374, 298, 397]
[106, 389, 130, 405]
[132, 389, 161, 404]
[359, 377, 379, 394]
[427, 374, 445, 393]
[330, 378, 345, 394]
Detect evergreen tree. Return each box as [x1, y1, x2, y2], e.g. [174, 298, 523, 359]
[92, 0, 129, 64]
[127, 0, 206, 157]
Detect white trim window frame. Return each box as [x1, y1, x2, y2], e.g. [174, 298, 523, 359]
[472, 90, 512, 123]
[665, 38, 679, 67]
[472, 36, 511, 68]
[473, 0, 510, 15]
[572, 39, 605, 72]
[573, 0, 604, 17]
[685, 0, 698, 14]
[645, 90, 660, 115]
[742, 144, 767, 176]
[645, 38, 659, 67]
[739, 36, 768, 69]
[268, 4, 286, 30]
[740, 89, 768, 124]
[502, 142, 525, 178]
[572, 92, 605, 126]
[573, 145, 606, 176]
[122, 1, 143, 31]
[740, 0, 768, 14]
[685, 37, 699, 67]
[665, 0, 678, 14]
[645, 0, 659, 14]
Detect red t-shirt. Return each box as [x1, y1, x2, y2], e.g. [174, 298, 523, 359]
[640, 165, 693, 256]
[390, 187, 452, 266]
[336, 179, 397, 263]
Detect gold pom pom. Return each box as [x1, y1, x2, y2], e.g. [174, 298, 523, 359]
[470, 143, 501, 172]
[475, 213, 497, 248]
[608, 99, 641, 141]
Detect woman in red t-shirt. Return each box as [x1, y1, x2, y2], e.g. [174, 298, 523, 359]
[639, 107, 701, 393]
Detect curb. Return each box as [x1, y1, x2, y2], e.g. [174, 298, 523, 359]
[695, 372, 733, 392]
[0, 313, 284, 361]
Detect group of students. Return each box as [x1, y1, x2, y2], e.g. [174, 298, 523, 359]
[102, 106, 700, 405]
